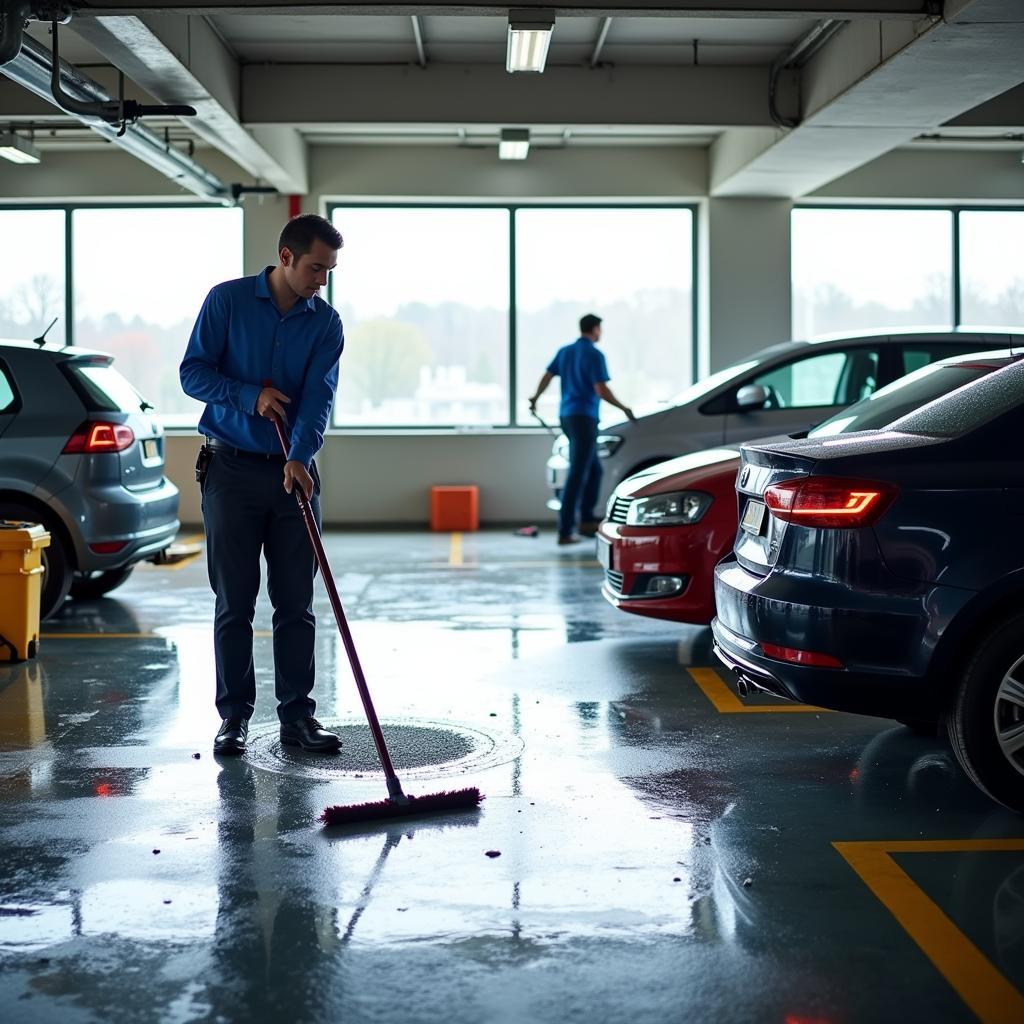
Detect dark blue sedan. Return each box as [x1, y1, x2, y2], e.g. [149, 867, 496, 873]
[712, 349, 1024, 812]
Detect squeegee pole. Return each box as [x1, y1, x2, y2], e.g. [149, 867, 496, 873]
[270, 413, 406, 802]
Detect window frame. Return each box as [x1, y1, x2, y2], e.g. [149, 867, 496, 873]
[326, 200, 699, 432]
[792, 203, 1024, 338]
[0, 200, 243, 430]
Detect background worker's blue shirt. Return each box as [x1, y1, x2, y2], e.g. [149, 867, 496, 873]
[179, 268, 344, 465]
[547, 337, 610, 420]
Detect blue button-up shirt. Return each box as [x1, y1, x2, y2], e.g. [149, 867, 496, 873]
[180, 268, 344, 465]
[547, 337, 610, 420]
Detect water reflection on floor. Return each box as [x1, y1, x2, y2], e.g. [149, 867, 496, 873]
[0, 531, 1021, 1023]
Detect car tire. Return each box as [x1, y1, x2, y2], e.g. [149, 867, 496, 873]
[897, 718, 939, 737]
[945, 612, 1024, 814]
[0, 502, 73, 620]
[70, 565, 135, 600]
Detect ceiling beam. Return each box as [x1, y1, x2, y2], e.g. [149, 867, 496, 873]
[711, 0, 1024, 197]
[72, 2, 938, 20]
[242, 63, 773, 128]
[70, 13, 309, 193]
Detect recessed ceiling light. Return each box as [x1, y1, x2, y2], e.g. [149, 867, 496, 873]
[507, 10, 555, 74]
[0, 131, 41, 165]
[499, 128, 530, 161]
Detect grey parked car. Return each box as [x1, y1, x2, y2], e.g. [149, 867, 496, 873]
[0, 338, 179, 619]
[545, 330, 1024, 512]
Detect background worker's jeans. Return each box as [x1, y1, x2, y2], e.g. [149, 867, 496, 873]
[559, 414, 602, 537]
[201, 450, 321, 724]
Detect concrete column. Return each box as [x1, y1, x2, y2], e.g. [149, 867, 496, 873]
[707, 198, 793, 371]
[242, 193, 288, 275]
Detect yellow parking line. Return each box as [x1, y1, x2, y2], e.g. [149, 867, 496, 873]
[448, 532, 463, 567]
[686, 667, 831, 714]
[834, 840, 1024, 1024]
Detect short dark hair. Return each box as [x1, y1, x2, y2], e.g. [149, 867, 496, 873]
[278, 214, 343, 261]
[579, 313, 602, 335]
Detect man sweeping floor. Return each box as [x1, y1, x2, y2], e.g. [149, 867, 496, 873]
[180, 213, 345, 757]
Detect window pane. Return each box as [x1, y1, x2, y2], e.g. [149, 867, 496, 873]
[330, 207, 509, 426]
[0, 209, 66, 346]
[73, 207, 243, 427]
[0, 365, 15, 413]
[751, 348, 879, 409]
[515, 208, 693, 425]
[792, 209, 953, 338]
[959, 211, 1024, 328]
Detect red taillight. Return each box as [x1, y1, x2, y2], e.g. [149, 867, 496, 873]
[763, 476, 897, 528]
[761, 643, 844, 669]
[89, 541, 128, 554]
[63, 421, 135, 454]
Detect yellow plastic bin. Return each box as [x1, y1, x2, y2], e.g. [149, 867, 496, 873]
[0, 521, 50, 662]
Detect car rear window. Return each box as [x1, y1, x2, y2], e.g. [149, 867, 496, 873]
[891, 359, 1024, 437]
[66, 363, 149, 413]
[808, 360, 1006, 438]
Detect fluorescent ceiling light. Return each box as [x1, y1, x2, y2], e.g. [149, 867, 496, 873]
[499, 128, 530, 161]
[507, 9, 555, 73]
[0, 131, 41, 165]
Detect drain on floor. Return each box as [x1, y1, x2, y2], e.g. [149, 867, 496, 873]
[244, 718, 523, 781]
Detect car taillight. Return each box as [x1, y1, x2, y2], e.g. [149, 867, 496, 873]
[763, 476, 898, 528]
[761, 643, 844, 669]
[63, 421, 135, 454]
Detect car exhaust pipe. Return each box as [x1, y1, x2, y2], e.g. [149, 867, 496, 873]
[734, 674, 750, 698]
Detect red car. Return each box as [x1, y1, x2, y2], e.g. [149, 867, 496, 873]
[597, 448, 740, 624]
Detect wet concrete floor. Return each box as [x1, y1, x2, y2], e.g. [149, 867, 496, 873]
[0, 530, 1021, 1023]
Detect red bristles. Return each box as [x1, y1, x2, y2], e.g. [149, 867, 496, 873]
[320, 787, 483, 827]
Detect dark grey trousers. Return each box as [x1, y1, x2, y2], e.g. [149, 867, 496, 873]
[201, 449, 322, 723]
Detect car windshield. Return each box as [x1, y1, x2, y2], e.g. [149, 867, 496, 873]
[68, 363, 150, 413]
[808, 358, 1008, 438]
[667, 360, 759, 408]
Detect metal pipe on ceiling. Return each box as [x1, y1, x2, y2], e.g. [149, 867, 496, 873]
[590, 17, 613, 68]
[1, 32, 230, 202]
[769, 18, 848, 129]
[411, 14, 426, 67]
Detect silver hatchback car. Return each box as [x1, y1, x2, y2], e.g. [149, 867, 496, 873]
[545, 329, 1023, 513]
[0, 339, 180, 618]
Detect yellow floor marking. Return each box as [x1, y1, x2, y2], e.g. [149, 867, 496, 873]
[448, 532, 463, 567]
[424, 560, 600, 570]
[686, 667, 831, 714]
[834, 840, 1024, 1024]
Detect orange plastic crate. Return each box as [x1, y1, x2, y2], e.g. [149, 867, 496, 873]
[430, 486, 479, 532]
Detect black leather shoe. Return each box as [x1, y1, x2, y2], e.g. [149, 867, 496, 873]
[214, 717, 248, 755]
[280, 717, 342, 753]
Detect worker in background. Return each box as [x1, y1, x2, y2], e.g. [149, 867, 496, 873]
[529, 313, 635, 546]
[180, 214, 345, 757]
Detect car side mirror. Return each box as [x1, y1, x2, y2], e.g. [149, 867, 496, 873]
[735, 384, 770, 410]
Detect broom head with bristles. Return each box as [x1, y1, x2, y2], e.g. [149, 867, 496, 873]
[321, 787, 483, 827]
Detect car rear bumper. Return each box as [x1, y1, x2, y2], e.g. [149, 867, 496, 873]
[598, 522, 716, 624]
[711, 557, 966, 717]
[65, 476, 181, 571]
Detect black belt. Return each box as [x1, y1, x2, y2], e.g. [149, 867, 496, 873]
[204, 438, 287, 461]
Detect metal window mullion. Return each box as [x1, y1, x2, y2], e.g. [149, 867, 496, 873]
[64, 207, 74, 348]
[508, 206, 517, 428]
[952, 208, 962, 329]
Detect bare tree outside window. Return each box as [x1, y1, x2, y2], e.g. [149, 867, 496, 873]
[0, 210, 66, 344]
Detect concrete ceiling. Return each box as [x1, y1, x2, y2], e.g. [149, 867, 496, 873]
[0, 1, 1021, 199]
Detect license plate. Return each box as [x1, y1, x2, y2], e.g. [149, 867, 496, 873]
[741, 499, 767, 536]
[143, 439, 159, 460]
[597, 536, 613, 570]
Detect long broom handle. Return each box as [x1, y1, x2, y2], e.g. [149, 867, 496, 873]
[269, 412, 403, 795]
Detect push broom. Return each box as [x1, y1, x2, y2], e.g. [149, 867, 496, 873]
[267, 398, 482, 826]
